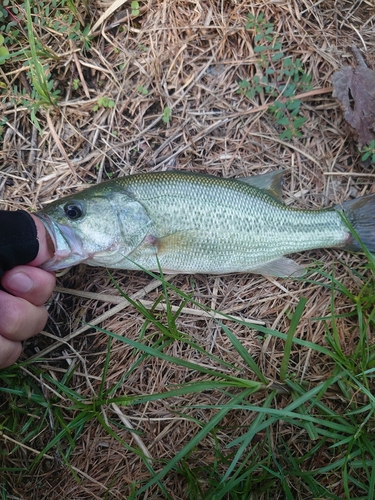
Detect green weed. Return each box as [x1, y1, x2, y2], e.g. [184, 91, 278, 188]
[361, 139, 375, 165]
[137, 85, 148, 95]
[0, 0, 91, 132]
[0, 34, 9, 64]
[24, 0, 61, 130]
[131, 1, 140, 17]
[72, 78, 80, 90]
[162, 106, 171, 124]
[92, 96, 115, 112]
[238, 13, 312, 140]
[0, 117, 7, 140]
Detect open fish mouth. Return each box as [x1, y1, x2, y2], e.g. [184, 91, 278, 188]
[35, 212, 87, 271]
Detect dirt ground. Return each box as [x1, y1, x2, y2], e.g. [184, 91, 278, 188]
[1, 0, 375, 498]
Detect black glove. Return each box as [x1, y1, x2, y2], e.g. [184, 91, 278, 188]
[0, 211, 39, 277]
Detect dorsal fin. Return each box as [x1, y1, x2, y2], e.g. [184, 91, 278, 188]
[237, 170, 285, 202]
[162, 168, 285, 202]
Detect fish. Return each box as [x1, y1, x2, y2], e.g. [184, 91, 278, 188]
[35, 170, 375, 277]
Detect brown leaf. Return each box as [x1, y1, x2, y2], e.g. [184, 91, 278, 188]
[332, 46, 375, 148]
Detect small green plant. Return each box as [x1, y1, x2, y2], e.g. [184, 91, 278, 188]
[246, 13, 283, 64]
[93, 96, 115, 112]
[137, 85, 148, 95]
[238, 13, 312, 140]
[361, 139, 375, 164]
[67, 23, 92, 52]
[268, 99, 307, 140]
[237, 77, 262, 100]
[72, 78, 80, 90]
[0, 116, 8, 140]
[162, 106, 171, 124]
[24, 0, 61, 131]
[0, 34, 9, 64]
[0, 0, 93, 133]
[131, 1, 140, 16]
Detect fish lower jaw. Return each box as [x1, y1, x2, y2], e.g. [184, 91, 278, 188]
[41, 251, 90, 271]
[55, 249, 73, 259]
[85, 247, 132, 267]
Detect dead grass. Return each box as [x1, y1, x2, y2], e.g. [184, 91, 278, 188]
[1, 0, 375, 498]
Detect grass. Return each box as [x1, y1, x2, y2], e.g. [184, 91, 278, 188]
[1, 261, 375, 498]
[1, 0, 375, 498]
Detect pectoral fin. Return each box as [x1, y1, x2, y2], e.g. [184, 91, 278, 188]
[252, 257, 306, 278]
[127, 231, 196, 274]
[155, 231, 194, 254]
[128, 231, 194, 259]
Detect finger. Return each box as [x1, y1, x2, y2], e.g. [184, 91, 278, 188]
[0, 335, 23, 369]
[0, 290, 49, 341]
[1, 266, 56, 306]
[29, 215, 55, 266]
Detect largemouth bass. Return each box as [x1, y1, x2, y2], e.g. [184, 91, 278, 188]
[35, 170, 375, 277]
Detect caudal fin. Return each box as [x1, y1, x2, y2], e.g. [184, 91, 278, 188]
[337, 193, 375, 252]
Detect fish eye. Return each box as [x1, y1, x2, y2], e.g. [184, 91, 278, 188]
[64, 202, 84, 220]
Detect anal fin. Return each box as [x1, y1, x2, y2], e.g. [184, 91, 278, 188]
[252, 257, 306, 278]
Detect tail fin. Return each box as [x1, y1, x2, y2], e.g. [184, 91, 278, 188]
[336, 193, 375, 252]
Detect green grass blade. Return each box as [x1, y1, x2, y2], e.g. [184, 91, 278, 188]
[136, 388, 256, 495]
[280, 297, 307, 380]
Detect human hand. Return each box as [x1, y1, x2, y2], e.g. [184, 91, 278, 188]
[0, 215, 56, 369]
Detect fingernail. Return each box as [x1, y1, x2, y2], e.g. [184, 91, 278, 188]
[6, 272, 34, 294]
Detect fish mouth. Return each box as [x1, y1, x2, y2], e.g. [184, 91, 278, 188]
[35, 212, 88, 271]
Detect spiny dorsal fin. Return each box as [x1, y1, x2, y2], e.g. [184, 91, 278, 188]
[163, 168, 285, 202]
[237, 170, 285, 202]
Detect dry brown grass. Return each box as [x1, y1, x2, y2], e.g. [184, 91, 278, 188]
[1, 0, 375, 498]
